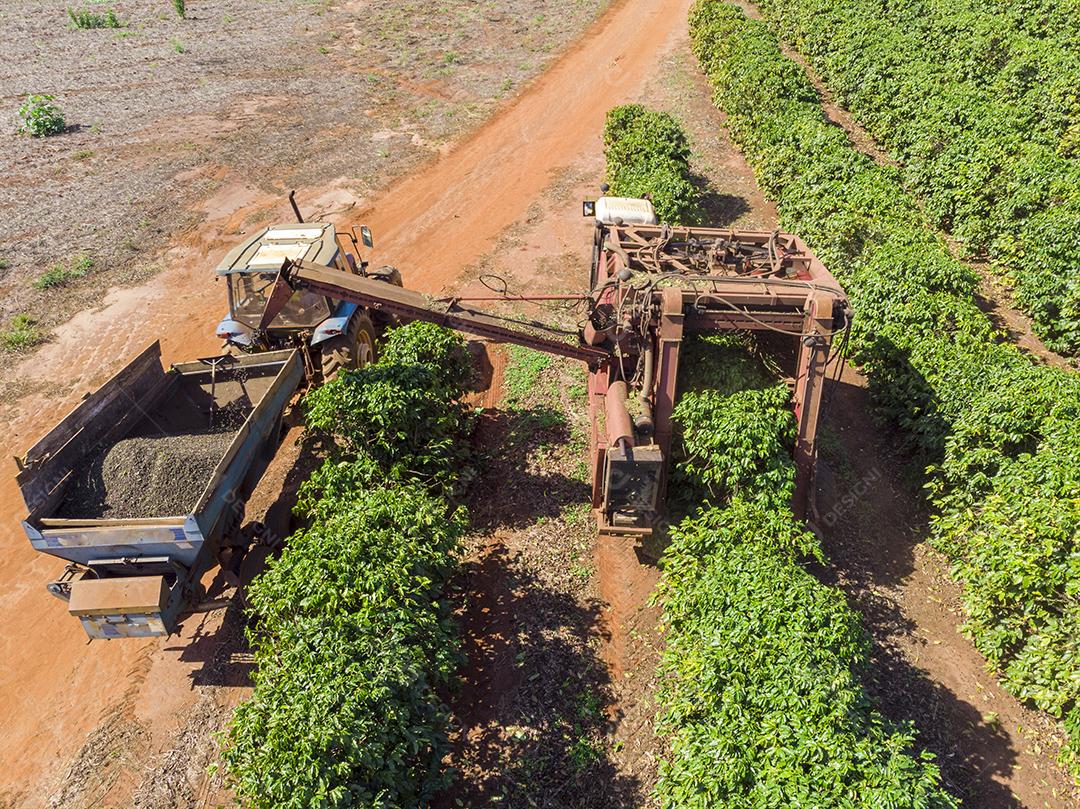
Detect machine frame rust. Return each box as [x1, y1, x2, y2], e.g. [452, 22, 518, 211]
[262, 211, 851, 539]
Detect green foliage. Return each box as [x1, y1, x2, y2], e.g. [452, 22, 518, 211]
[2, 315, 44, 351]
[33, 254, 92, 290]
[603, 104, 699, 224]
[655, 336, 956, 807]
[222, 322, 474, 807]
[67, 6, 121, 28]
[225, 487, 465, 808]
[17, 95, 65, 137]
[173, 0, 186, 19]
[688, 0, 1080, 770]
[503, 344, 552, 408]
[674, 337, 795, 502]
[747, 0, 1080, 353]
[375, 320, 474, 394]
[305, 323, 473, 488]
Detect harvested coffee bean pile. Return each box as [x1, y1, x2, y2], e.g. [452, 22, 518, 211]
[58, 431, 234, 519]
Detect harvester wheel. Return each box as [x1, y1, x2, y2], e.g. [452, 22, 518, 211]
[320, 313, 377, 380]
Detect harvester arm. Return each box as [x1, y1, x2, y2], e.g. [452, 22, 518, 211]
[260, 259, 609, 365]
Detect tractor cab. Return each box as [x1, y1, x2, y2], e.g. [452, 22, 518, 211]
[215, 223, 346, 347]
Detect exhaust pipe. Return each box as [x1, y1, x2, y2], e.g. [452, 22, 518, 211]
[606, 381, 634, 448]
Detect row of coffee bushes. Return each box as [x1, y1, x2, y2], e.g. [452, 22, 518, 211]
[221, 323, 475, 807]
[656, 335, 957, 807]
[603, 104, 700, 224]
[750, 0, 1080, 353]
[689, 0, 1080, 769]
[603, 103, 956, 804]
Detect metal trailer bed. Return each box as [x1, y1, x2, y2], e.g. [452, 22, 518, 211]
[15, 342, 303, 639]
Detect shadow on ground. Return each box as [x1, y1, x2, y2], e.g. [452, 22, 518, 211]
[815, 371, 1023, 807]
[436, 405, 641, 808]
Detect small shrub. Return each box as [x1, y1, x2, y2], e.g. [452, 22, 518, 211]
[17, 95, 65, 138]
[171, 38, 185, 53]
[67, 6, 121, 28]
[2, 315, 44, 351]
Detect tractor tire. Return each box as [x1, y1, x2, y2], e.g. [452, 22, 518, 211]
[320, 313, 377, 380]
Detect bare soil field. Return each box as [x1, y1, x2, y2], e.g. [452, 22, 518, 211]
[0, 0, 608, 371]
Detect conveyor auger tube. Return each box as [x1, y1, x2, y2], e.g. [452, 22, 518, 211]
[260, 259, 608, 365]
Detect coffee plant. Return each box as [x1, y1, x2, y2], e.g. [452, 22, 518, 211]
[222, 322, 474, 806]
[603, 105, 700, 224]
[67, 6, 121, 28]
[18, 95, 66, 138]
[745, 0, 1080, 353]
[689, 0, 1080, 770]
[655, 335, 956, 807]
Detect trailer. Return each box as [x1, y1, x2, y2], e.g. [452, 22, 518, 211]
[16, 342, 303, 639]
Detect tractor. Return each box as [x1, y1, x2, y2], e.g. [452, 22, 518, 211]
[213, 195, 400, 378]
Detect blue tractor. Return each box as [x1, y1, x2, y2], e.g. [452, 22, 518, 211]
[214, 207, 400, 378]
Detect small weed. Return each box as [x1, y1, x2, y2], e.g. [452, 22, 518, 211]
[0, 258, 10, 270]
[576, 690, 603, 720]
[317, 45, 329, 54]
[34, 254, 92, 289]
[18, 95, 65, 137]
[504, 345, 552, 407]
[568, 736, 602, 772]
[570, 563, 591, 581]
[572, 458, 590, 484]
[223, 13, 233, 24]
[171, 38, 185, 53]
[68, 6, 121, 28]
[173, 0, 186, 19]
[442, 50, 460, 65]
[73, 149, 94, 160]
[2, 315, 44, 352]
[114, 28, 136, 39]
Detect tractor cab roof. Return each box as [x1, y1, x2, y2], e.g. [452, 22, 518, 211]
[215, 223, 338, 275]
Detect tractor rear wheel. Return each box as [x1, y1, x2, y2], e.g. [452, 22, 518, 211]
[320, 313, 377, 380]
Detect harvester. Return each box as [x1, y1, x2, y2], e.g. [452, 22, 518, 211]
[257, 195, 851, 535]
[16, 193, 850, 639]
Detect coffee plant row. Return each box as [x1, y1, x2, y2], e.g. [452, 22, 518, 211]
[601, 105, 954, 803]
[603, 104, 700, 224]
[689, 0, 1080, 771]
[221, 322, 475, 807]
[748, 0, 1080, 353]
[655, 335, 957, 807]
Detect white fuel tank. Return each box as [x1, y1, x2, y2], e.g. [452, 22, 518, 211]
[594, 196, 658, 226]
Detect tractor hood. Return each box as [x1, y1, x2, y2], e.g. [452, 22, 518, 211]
[215, 223, 339, 275]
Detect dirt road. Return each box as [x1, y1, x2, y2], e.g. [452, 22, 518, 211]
[0, 0, 693, 802]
